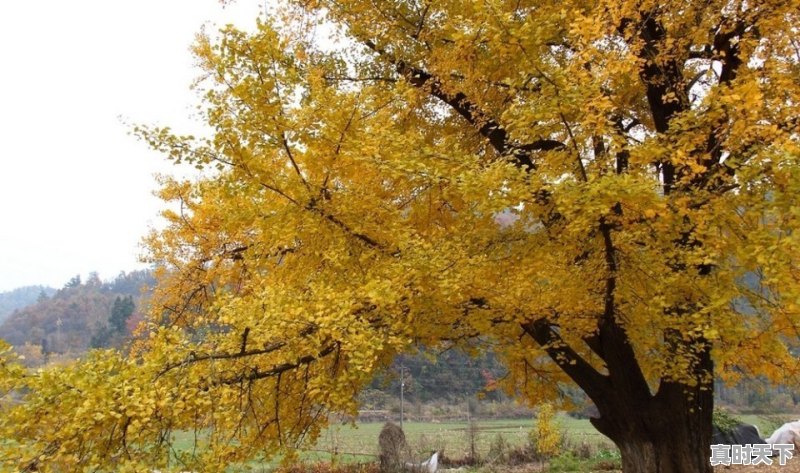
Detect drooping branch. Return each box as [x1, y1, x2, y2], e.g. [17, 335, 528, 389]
[158, 342, 287, 378]
[247, 160, 393, 254]
[213, 344, 338, 386]
[157, 324, 319, 377]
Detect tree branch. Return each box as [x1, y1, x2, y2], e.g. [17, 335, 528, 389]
[213, 344, 338, 386]
[633, 13, 688, 194]
[591, 216, 653, 399]
[364, 40, 564, 171]
[521, 318, 609, 401]
[157, 324, 319, 377]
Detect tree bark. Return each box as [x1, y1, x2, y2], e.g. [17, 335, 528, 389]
[522, 319, 714, 473]
[590, 360, 714, 473]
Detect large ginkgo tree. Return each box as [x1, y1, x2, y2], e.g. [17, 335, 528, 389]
[1, 0, 799, 472]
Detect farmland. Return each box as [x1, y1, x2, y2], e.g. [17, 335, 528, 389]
[166, 414, 798, 472]
[306, 414, 791, 461]
[313, 417, 607, 460]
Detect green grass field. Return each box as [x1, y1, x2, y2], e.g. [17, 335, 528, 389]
[167, 413, 796, 471]
[168, 416, 609, 470]
[281, 413, 795, 464]
[304, 416, 614, 462]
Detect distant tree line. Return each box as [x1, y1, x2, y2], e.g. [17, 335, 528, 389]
[368, 349, 508, 403]
[368, 349, 800, 416]
[0, 270, 154, 363]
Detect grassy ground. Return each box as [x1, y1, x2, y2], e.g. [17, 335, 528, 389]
[271, 415, 621, 472]
[168, 416, 611, 471]
[311, 416, 612, 461]
[168, 413, 799, 472]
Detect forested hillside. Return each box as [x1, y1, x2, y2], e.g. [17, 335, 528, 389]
[371, 349, 508, 403]
[0, 270, 154, 363]
[0, 285, 55, 323]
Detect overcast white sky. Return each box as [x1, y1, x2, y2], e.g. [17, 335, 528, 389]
[0, 0, 265, 292]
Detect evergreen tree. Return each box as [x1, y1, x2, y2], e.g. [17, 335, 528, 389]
[108, 296, 134, 335]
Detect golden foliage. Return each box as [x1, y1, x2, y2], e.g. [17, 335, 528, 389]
[532, 403, 562, 459]
[1, 0, 799, 470]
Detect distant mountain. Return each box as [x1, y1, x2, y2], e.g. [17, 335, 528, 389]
[0, 270, 155, 361]
[0, 285, 56, 323]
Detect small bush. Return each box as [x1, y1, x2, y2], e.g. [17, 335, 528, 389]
[531, 403, 563, 459]
[592, 448, 621, 471]
[712, 408, 743, 434]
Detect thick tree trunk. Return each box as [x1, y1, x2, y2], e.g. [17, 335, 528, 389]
[590, 373, 714, 473]
[522, 317, 715, 473]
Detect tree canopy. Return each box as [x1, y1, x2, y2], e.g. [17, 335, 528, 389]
[1, 0, 798, 471]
